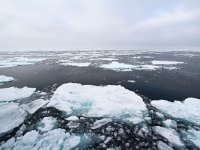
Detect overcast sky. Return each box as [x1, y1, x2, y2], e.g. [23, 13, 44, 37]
[0, 0, 200, 51]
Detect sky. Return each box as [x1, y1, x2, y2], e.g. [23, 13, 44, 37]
[0, 0, 200, 51]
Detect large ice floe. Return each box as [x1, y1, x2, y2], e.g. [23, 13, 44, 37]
[181, 129, 200, 148]
[0, 75, 15, 83]
[0, 57, 45, 68]
[151, 60, 184, 65]
[0, 87, 36, 102]
[48, 83, 147, 123]
[0, 102, 27, 135]
[0, 129, 86, 150]
[100, 61, 135, 71]
[153, 126, 184, 147]
[61, 62, 91, 67]
[151, 98, 200, 125]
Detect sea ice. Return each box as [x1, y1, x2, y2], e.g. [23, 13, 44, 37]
[91, 118, 112, 129]
[153, 126, 184, 147]
[0, 102, 27, 135]
[0, 87, 36, 102]
[65, 116, 79, 121]
[0, 75, 15, 83]
[0, 129, 82, 150]
[61, 62, 91, 67]
[21, 99, 48, 114]
[37, 117, 58, 132]
[152, 60, 184, 65]
[151, 98, 200, 125]
[157, 141, 174, 150]
[100, 61, 135, 71]
[48, 83, 147, 123]
[181, 129, 200, 148]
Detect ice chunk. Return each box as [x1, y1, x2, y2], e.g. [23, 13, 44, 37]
[0, 75, 15, 83]
[91, 118, 112, 129]
[48, 83, 147, 123]
[132, 65, 160, 70]
[0, 87, 36, 102]
[151, 98, 200, 125]
[127, 80, 135, 83]
[65, 116, 79, 121]
[37, 117, 57, 132]
[153, 126, 184, 147]
[61, 62, 91, 67]
[0, 128, 83, 150]
[21, 99, 48, 114]
[152, 60, 184, 65]
[181, 129, 200, 148]
[163, 119, 177, 129]
[0, 102, 27, 135]
[157, 141, 174, 150]
[100, 61, 135, 71]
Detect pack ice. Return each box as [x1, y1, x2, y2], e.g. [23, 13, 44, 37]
[0, 87, 36, 102]
[48, 83, 147, 123]
[151, 98, 200, 125]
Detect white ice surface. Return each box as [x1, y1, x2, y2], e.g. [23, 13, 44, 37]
[100, 61, 135, 71]
[65, 116, 79, 121]
[0, 102, 27, 135]
[0, 87, 36, 102]
[0, 129, 82, 150]
[0, 75, 15, 83]
[48, 83, 147, 122]
[153, 126, 184, 147]
[152, 60, 184, 65]
[21, 99, 48, 114]
[157, 141, 174, 150]
[181, 129, 200, 148]
[151, 98, 200, 125]
[37, 117, 57, 132]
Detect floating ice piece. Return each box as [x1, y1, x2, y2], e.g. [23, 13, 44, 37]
[153, 126, 184, 147]
[91, 118, 112, 129]
[62, 62, 91, 67]
[0, 87, 36, 102]
[157, 141, 174, 150]
[132, 65, 160, 70]
[0, 129, 82, 150]
[100, 58, 118, 61]
[0, 75, 15, 83]
[48, 83, 147, 123]
[127, 80, 135, 83]
[0, 102, 27, 135]
[100, 61, 134, 71]
[65, 116, 79, 121]
[0, 57, 45, 68]
[181, 129, 200, 148]
[151, 98, 200, 125]
[152, 60, 184, 65]
[37, 117, 57, 132]
[21, 99, 48, 114]
[163, 119, 177, 129]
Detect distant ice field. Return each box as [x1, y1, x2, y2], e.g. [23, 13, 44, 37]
[0, 50, 200, 149]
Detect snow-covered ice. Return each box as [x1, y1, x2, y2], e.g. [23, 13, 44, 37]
[100, 61, 135, 71]
[0, 129, 83, 150]
[0, 102, 27, 135]
[151, 98, 200, 125]
[0, 75, 15, 83]
[0, 87, 36, 102]
[152, 60, 184, 65]
[157, 141, 174, 150]
[132, 65, 160, 70]
[127, 80, 135, 83]
[181, 129, 200, 148]
[48, 83, 147, 122]
[65, 116, 79, 121]
[37, 117, 58, 132]
[153, 126, 184, 147]
[21, 99, 48, 114]
[91, 118, 112, 129]
[61, 62, 91, 67]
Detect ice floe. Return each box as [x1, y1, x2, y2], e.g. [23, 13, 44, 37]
[0, 102, 27, 135]
[65, 116, 79, 121]
[0, 129, 83, 150]
[152, 60, 184, 65]
[0, 57, 45, 68]
[61, 62, 91, 67]
[37, 117, 58, 132]
[100, 61, 135, 71]
[181, 129, 200, 148]
[157, 141, 174, 150]
[48, 83, 147, 123]
[153, 126, 184, 147]
[91, 118, 112, 129]
[21, 99, 48, 114]
[0, 87, 36, 102]
[151, 98, 200, 125]
[0, 75, 15, 83]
